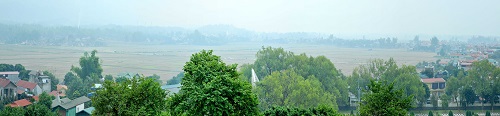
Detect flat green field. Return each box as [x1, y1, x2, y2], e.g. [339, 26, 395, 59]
[0, 42, 437, 82]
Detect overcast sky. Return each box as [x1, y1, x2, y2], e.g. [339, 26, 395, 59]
[1, 0, 499, 36]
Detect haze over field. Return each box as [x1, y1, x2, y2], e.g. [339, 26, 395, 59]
[1, 0, 500, 39]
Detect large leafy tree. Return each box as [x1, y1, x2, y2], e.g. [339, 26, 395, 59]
[0, 107, 25, 116]
[168, 50, 259, 115]
[247, 46, 348, 106]
[348, 58, 426, 106]
[67, 50, 102, 99]
[256, 70, 337, 110]
[359, 80, 413, 116]
[92, 76, 166, 115]
[38, 92, 54, 109]
[466, 60, 498, 107]
[71, 50, 103, 83]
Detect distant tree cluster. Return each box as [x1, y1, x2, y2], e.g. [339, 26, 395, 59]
[165, 72, 184, 85]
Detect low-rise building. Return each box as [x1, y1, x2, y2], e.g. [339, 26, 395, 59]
[51, 96, 91, 116]
[0, 71, 20, 83]
[16, 80, 43, 96]
[0, 78, 17, 101]
[421, 78, 446, 98]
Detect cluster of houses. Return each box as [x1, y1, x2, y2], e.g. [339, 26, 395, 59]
[0, 71, 93, 116]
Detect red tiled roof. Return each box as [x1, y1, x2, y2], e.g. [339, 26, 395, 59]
[421, 78, 446, 83]
[17, 80, 37, 89]
[32, 96, 39, 101]
[0, 78, 12, 87]
[49, 90, 66, 97]
[8, 99, 32, 107]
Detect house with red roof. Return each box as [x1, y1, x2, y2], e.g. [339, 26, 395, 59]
[0, 78, 17, 101]
[7, 99, 32, 108]
[421, 78, 446, 98]
[16, 80, 43, 96]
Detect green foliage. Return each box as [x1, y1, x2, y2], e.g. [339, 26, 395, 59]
[467, 60, 497, 105]
[167, 72, 183, 85]
[104, 74, 113, 81]
[428, 111, 434, 116]
[43, 71, 59, 91]
[25, 103, 58, 116]
[0, 107, 25, 116]
[431, 95, 438, 108]
[486, 111, 491, 116]
[263, 105, 341, 116]
[256, 70, 337, 110]
[71, 50, 103, 82]
[349, 58, 426, 107]
[66, 75, 88, 99]
[147, 74, 162, 84]
[448, 110, 453, 116]
[248, 46, 348, 106]
[38, 92, 53, 109]
[167, 50, 259, 115]
[67, 50, 103, 99]
[92, 76, 166, 116]
[440, 94, 449, 108]
[359, 80, 413, 116]
[462, 86, 477, 106]
[115, 76, 128, 83]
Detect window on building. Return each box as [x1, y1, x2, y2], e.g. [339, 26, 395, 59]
[439, 82, 445, 89]
[432, 83, 438, 89]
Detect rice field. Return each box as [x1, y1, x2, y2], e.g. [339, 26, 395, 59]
[0, 42, 437, 82]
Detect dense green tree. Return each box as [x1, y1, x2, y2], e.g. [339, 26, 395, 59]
[248, 47, 348, 106]
[431, 95, 438, 108]
[446, 76, 461, 106]
[166, 72, 184, 85]
[359, 80, 413, 116]
[66, 77, 88, 99]
[71, 50, 103, 83]
[263, 105, 341, 116]
[428, 111, 434, 116]
[147, 74, 162, 85]
[115, 76, 128, 83]
[63, 72, 77, 84]
[92, 76, 166, 115]
[449, 111, 453, 116]
[466, 60, 496, 107]
[104, 74, 113, 82]
[43, 71, 59, 91]
[25, 103, 57, 116]
[38, 92, 54, 108]
[461, 86, 477, 106]
[167, 50, 259, 115]
[256, 70, 337, 110]
[67, 50, 103, 99]
[441, 94, 450, 108]
[0, 107, 25, 116]
[349, 58, 426, 106]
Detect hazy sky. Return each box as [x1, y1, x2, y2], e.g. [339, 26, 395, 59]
[1, 0, 499, 36]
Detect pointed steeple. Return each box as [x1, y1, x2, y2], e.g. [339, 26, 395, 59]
[251, 69, 259, 87]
